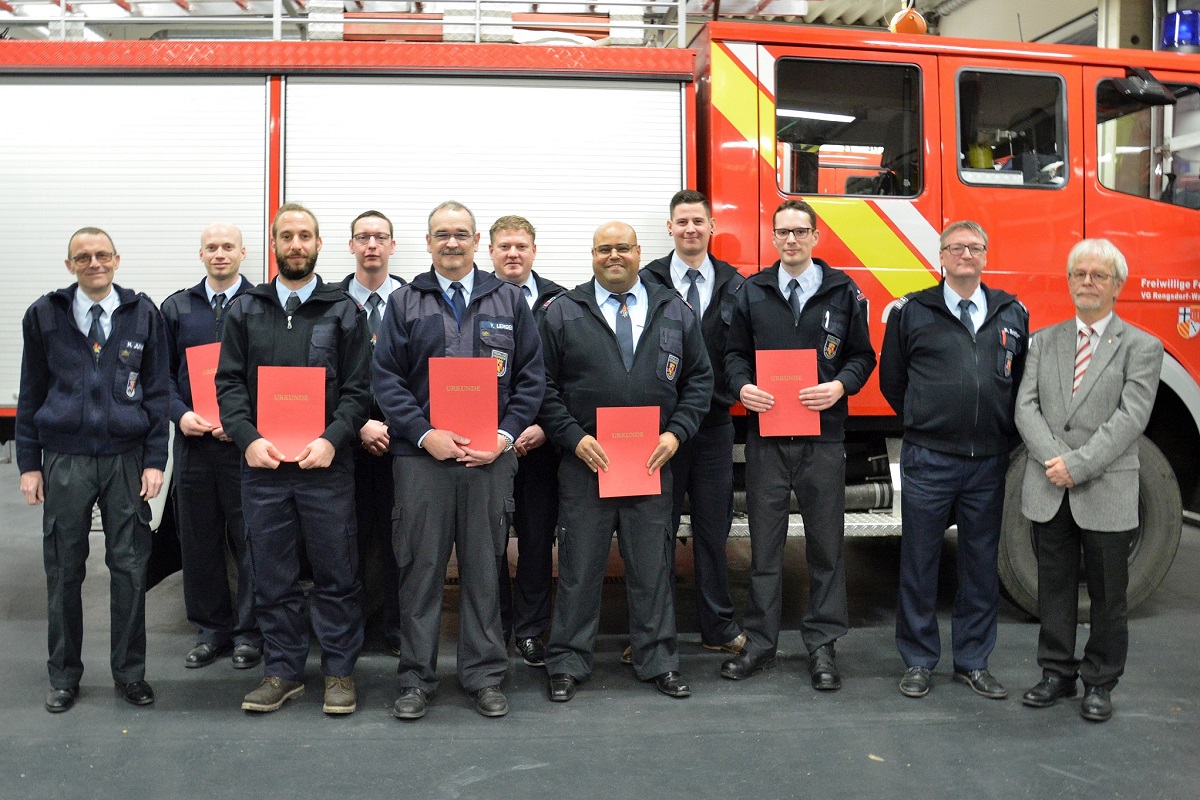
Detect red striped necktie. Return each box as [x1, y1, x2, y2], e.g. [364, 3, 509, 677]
[1073, 326, 1094, 394]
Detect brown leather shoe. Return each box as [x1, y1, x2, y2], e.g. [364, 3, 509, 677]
[241, 676, 305, 712]
[322, 675, 356, 715]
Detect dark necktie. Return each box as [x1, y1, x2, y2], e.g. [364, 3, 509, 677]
[450, 281, 467, 328]
[611, 292, 635, 371]
[522, 284, 533, 309]
[787, 278, 802, 323]
[366, 292, 382, 338]
[684, 268, 702, 321]
[87, 304, 106, 363]
[285, 293, 300, 330]
[958, 298, 975, 337]
[212, 293, 227, 335]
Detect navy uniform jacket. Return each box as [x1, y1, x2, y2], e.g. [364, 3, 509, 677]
[372, 266, 545, 458]
[17, 284, 169, 473]
[640, 252, 744, 429]
[161, 277, 251, 427]
[215, 276, 372, 454]
[724, 260, 875, 442]
[538, 278, 713, 454]
[879, 281, 1027, 458]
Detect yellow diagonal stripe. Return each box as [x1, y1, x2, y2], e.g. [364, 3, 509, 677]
[810, 198, 937, 297]
[711, 44, 759, 152]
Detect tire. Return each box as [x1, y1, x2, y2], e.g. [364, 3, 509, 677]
[998, 436, 1183, 618]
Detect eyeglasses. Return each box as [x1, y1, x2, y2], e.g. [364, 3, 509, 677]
[942, 243, 987, 256]
[70, 251, 116, 266]
[593, 244, 637, 256]
[352, 233, 392, 244]
[1068, 270, 1113, 285]
[773, 227, 814, 240]
[431, 231, 474, 243]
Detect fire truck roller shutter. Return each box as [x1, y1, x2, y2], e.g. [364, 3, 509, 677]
[998, 436, 1183, 617]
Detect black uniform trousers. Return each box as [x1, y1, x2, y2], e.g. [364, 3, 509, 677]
[242, 456, 363, 681]
[175, 435, 259, 649]
[667, 420, 740, 646]
[498, 442, 559, 641]
[545, 457, 680, 682]
[742, 434, 848, 657]
[1033, 495, 1131, 690]
[896, 442, 1007, 671]
[393, 451, 517, 694]
[352, 447, 401, 649]
[42, 450, 150, 689]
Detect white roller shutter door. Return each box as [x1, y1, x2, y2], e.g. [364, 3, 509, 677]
[283, 77, 684, 289]
[0, 77, 268, 408]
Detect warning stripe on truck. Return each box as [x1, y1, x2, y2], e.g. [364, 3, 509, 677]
[710, 40, 940, 295]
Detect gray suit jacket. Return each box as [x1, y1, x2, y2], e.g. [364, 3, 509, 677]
[1015, 313, 1162, 531]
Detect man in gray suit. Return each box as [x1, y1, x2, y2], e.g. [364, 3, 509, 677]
[1015, 238, 1163, 723]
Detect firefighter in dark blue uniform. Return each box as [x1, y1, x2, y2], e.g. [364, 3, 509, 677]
[161, 222, 261, 672]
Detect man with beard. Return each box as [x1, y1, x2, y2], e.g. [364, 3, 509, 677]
[373, 201, 544, 720]
[161, 223, 261, 672]
[488, 214, 565, 667]
[337, 210, 406, 657]
[216, 202, 372, 714]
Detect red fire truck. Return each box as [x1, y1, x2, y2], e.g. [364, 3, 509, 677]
[0, 13, 1195, 611]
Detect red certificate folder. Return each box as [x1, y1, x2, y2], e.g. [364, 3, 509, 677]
[755, 349, 821, 437]
[596, 406, 662, 499]
[185, 342, 222, 427]
[256, 366, 326, 462]
[428, 357, 498, 452]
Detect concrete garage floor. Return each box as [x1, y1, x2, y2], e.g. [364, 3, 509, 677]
[0, 456, 1197, 800]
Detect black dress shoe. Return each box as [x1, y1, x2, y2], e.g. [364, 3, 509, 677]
[515, 637, 546, 667]
[185, 642, 229, 669]
[1081, 685, 1113, 722]
[809, 644, 841, 691]
[653, 671, 691, 698]
[473, 685, 509, 717]
[899, 666, 932, 697]
[720, 649, 778, 681]
[392, 687, 430, 720]
[45, 686, 78, 713]
[1021, 674, 1078, 708]
[954, 668, 1008, 699]
[548, 673, 578, 702]
[231, 644, 263, 670]
[117, 680, 155, 706]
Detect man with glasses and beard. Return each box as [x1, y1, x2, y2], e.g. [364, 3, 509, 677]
[216, 202, 372, 715]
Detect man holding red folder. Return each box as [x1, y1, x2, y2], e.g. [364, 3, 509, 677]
[538, 221, 713, 702]
[161, 222, 261, 672]
[216, 203, 372, 715]
[372, 201, 545, 720]
[723, 200, 875, 691]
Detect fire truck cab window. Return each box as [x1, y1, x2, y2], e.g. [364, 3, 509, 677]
[957, 70, 1066, 188]
[1097, 79, 1200, 209]
[775, 59, 921, 197]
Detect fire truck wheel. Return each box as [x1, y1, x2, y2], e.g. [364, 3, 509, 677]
[998, 436, 1183, 619]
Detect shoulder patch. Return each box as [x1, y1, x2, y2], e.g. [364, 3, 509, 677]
[894, 295, 911, 309]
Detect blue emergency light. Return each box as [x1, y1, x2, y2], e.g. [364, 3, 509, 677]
[1162, 10, 1200, 53]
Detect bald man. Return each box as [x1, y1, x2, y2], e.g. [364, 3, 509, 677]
[161, 223, 262, 671]
[539, 222, 713, 702]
